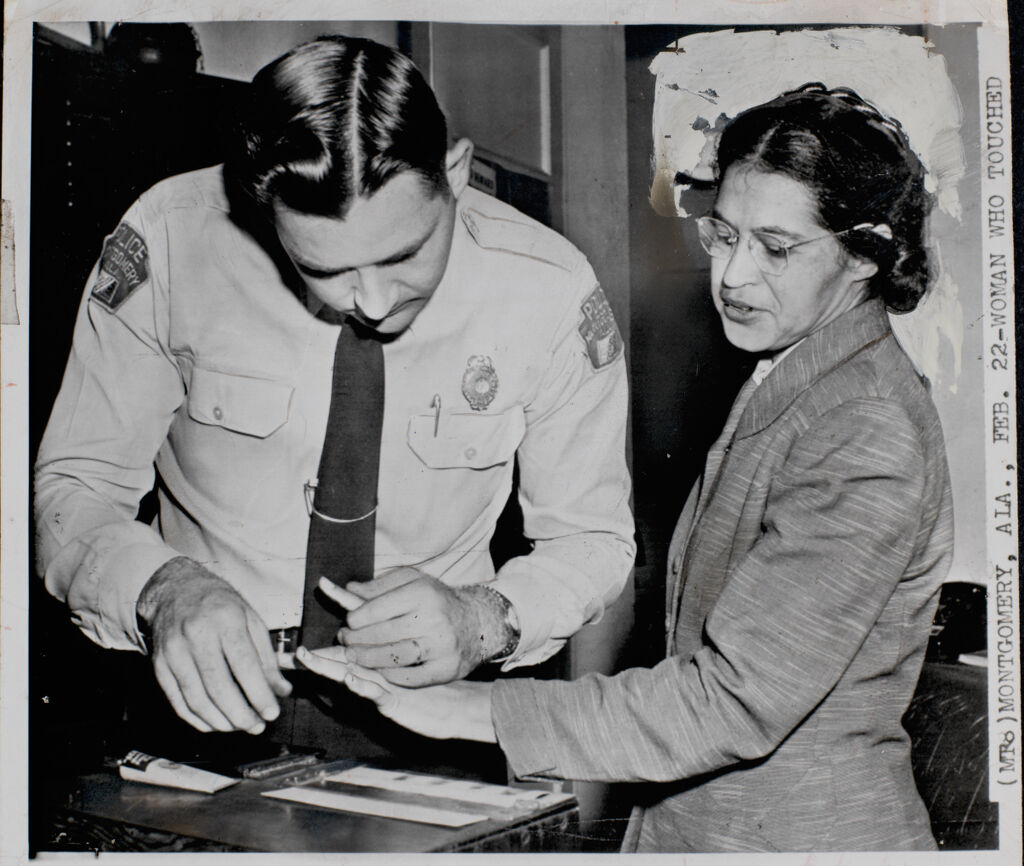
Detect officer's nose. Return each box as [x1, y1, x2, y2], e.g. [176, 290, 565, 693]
[351, 268, 396, 323]
[351, 304, 385, 330]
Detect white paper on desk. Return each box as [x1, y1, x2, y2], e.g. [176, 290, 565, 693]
[327, 766, 574, 810]
[119, 760, 239, 794]
[261, 786, 488, 827]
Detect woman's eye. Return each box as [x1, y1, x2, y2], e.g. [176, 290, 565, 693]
[757, 235, 789, 259]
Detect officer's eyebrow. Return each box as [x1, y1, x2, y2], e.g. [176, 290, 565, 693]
[292, 241, 422, 279]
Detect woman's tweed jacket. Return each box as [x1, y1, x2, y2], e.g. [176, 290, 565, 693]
[493, 298, 953, 852]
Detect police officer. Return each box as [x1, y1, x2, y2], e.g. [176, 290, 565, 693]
[34, 35, 634, 750]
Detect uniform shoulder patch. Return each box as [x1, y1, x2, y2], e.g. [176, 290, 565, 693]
[90, 222, 150, 310]
[578, 286, 623, 370]
[461, 207, 576, 272]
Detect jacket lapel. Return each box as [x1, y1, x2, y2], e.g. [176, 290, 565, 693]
[665, 299, 895, 647]
[696, 374, 760, 516]
[735, 299, 893, 441]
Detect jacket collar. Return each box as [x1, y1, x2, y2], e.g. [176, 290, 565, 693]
[735, 298, 893, 440]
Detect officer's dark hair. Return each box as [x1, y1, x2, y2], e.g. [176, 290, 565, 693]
[227, 35, 449, 217]
[715, 83, 934, 312]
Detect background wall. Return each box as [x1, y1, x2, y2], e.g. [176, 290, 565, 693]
[625, 26, 755, 663]
[921, 23, 986, 585]
[44, 20, 399, 77]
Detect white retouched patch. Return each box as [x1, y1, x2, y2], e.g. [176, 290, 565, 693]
[650, 28, 964, 220]
[649, 27, 966, 387]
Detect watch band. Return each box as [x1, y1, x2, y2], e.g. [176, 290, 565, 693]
[479, 584, 521, 662]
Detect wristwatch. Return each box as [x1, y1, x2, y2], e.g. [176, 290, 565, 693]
[480, 584, 521, 662]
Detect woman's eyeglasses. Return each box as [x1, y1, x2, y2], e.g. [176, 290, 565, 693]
[696, 216, 873, 277]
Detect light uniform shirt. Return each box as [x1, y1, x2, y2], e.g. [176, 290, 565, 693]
[35, 166, 635, 669]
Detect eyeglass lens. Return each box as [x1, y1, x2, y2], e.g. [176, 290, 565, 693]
[696, 217, 791, 276]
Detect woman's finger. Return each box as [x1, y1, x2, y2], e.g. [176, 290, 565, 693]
[295, 645, 349, 681]
[343, 671, 389, 703]
[312, 644, 350, 663]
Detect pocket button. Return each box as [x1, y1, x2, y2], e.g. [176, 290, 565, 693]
[465, 447, 477, 460]
[212, 406, 224, 421]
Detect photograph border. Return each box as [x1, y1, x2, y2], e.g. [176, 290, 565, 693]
[3, 2, 1020, 864]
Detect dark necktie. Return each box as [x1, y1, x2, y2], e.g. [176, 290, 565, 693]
[301, 318, 385, 649]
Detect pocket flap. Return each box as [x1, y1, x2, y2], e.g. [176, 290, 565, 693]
[187, 367, 293, 438]
[407, 408, 526, 469]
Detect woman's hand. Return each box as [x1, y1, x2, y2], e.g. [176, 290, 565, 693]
[295, 646, 497, 743]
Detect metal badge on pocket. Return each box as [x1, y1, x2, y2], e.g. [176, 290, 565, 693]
[461, 355, 498, 411]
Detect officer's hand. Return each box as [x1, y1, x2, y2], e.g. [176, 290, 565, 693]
[137, 556, 292, 734]
[294, 646, 497, 743]
[326, 569, 506, 687]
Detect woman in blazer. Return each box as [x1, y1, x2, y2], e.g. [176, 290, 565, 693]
[298, 84, 953, 853]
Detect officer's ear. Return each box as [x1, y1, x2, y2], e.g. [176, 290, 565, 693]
[445, 138, 474, 200]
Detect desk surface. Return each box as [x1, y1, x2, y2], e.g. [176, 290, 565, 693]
[60, 769, 578, 853]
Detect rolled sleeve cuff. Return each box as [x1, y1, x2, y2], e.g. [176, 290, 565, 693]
[492, 678, 563, 781]
[491, 538, 633, 670]
[490, 568, 563, 670]
[49, 523, 181, 652]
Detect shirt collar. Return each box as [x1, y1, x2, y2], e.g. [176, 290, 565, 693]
[751, 340, 804, 387]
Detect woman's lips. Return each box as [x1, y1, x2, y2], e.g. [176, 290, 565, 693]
[720, 296, 759, 321]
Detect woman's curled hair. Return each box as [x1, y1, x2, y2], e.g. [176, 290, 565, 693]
[715, 83, 934, 312]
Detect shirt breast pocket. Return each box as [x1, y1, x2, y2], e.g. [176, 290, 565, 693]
[187, 367, 293, 438]
[407, 407, 526, 469]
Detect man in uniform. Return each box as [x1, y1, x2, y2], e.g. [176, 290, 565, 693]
[34, 35, 634, 752]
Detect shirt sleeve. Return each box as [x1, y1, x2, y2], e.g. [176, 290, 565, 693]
[491, 262, 635, 669]
[492, 397, 927, 781]
[34, 199, 185, 652]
